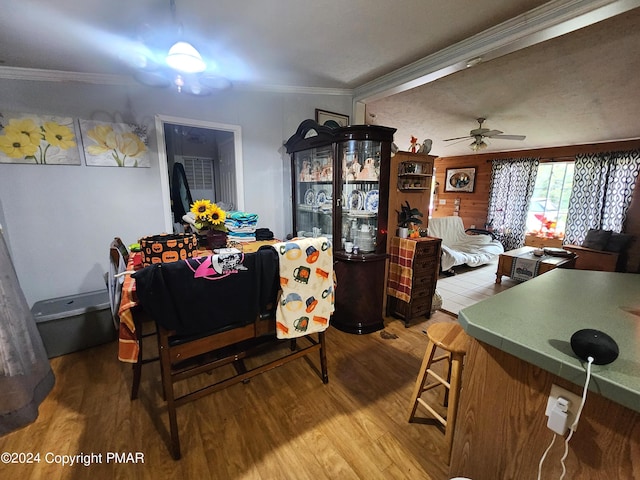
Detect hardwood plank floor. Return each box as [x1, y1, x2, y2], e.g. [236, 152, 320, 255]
[0, 313, 458, 480]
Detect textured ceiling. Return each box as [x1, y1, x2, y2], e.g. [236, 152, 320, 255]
[0, 0, 547, 87]
[1, 0, 639, 157]
[367, 8, 640, 156]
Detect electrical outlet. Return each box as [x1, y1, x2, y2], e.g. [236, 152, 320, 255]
[545, 384, 582, 432]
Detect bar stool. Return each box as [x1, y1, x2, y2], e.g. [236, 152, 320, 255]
[408, 322, 470, 462]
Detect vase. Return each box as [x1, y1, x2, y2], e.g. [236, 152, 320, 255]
[206, 230, 228, 249]
[398, 227, 409, 239]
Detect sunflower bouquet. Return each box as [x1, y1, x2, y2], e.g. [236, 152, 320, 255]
[189, 199, 228, 233]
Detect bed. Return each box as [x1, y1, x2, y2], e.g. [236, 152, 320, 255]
[427, 216, 504, 272]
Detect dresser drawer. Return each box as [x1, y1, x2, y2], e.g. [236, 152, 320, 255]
[413, 259, 438, 275]
[408, 295, 432, 316]
[415, 242, 439, 257]
[388, 295, 432, 319]
[412, 273, 437, 291]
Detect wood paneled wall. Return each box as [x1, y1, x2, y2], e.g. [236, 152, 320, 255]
[432, 139, 640, 271]
[432, 157, 491, 229]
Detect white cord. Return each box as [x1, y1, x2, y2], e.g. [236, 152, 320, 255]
[558, 356, 594, 480]
[537, 433, 557, 480]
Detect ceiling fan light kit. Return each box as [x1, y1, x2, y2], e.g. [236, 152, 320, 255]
[126, 0, 229, 95]
[444, 117, 526, 151]
[470, 139, 487, 151]
[166, 41, 206, 73]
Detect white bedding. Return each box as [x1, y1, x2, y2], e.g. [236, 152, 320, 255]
[427, 216, 504, 271]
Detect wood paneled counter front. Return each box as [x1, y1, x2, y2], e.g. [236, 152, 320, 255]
[451, 270, 640, 480]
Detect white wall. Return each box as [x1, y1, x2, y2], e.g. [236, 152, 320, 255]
[0, 78, 352, 306]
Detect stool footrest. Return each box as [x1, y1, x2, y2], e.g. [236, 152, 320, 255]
[417, 397, 447, 426]
[425, 368, 450, 389]
[432, 353, 450, 364]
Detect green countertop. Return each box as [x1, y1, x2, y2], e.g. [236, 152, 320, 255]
[458, 269, 640, 413]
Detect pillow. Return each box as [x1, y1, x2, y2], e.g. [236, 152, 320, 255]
[581, 229, 612, 250]
[604, 233, 633, 253]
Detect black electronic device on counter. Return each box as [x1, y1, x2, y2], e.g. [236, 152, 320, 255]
[570, 328, 619, 365]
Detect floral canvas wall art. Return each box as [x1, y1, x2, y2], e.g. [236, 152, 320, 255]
[0, 112, 80, 165]
[79, 119, 150, 168]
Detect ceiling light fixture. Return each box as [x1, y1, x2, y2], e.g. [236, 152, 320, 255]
[166, 0, 205, 74]
[166, 41, 206, 73]
[470, 139, 488, 151]
[126, 0, 230, 95]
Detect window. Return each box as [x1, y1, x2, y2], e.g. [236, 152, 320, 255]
[183, 156, 214, 190]
[526, 162, 574, 236]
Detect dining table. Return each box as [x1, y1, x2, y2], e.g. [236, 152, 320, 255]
[117, 240, 279, 363]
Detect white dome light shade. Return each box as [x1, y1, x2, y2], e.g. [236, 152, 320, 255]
[166, 41, 206, 73]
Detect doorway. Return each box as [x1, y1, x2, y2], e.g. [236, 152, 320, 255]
[155, 115, 244, 232]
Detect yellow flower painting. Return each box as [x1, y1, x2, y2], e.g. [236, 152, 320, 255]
[79, 119, 150, 168]
[0, 112, 80, 165]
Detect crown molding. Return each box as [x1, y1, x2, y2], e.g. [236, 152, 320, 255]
[354, 0, 640, 103]
[3, 0, 637, 101]
[0, 66, 353, 97]
[231, 82, 352, 96]
[0, 66, 135, 86]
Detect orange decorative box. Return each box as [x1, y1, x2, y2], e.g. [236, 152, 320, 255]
[139, 233, 198, 267]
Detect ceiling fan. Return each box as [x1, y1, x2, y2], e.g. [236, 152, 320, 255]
[444, 118, 526, 151]
[121, 0, 230, 96]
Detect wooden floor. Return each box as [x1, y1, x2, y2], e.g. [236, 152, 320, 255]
[0, 312, 458, 480]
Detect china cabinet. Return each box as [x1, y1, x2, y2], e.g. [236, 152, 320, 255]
[285, 119, 396, 334]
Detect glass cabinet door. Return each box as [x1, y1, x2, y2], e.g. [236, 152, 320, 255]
[339, 139, 381, 253]
[293, 145, 333, 242]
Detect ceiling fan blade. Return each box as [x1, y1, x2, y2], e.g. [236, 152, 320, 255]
[482, 129, 503, 137]
[493, 134, 526, 141]
[443, 135, 472, 142]
[445, 138, 472, 147]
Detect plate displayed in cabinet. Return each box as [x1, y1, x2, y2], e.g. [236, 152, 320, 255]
[348, 189, 365, 210]
[304, 189, 315, 206]
[316, 189, 328, 205]
[364, 189, 379, 212]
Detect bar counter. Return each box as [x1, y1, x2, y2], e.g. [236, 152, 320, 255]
[450, 269, 640, 479]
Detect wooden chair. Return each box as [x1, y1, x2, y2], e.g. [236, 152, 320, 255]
[133, 249, 329, 459]
[109, 236, 129, 266]
[108, 237, 128, 328]
[158, 315, 327, 459]
[109, 238, 158, 400]
[129, 307, 159, 400]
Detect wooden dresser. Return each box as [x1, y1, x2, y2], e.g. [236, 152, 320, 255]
[386, 236, 441, 327]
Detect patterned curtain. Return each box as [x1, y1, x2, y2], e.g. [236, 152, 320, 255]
[487, 158, 540, 250]
[564, 150, 640, 244]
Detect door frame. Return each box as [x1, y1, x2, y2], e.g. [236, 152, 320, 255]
[155, 114, 244, 232]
